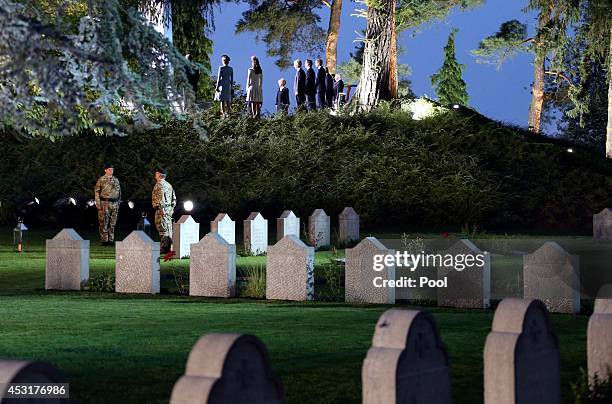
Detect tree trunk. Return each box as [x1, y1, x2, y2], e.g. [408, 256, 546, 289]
[527, 5, 550, 134]
[356, 0, 396, 109]
[388, 18, 398, 98]
[528, 53, 545, 133]
[325, 0, 342, 73]
[606, 27, 612, 158]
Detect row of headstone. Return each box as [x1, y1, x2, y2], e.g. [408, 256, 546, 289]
[2, 294, 609, 402]
[211, 208, 359, 253]
[167, 296, 612, 404]
[344, 237, 581, 314]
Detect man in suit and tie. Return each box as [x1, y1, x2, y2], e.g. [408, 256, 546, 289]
[293, 59, 306, 110]
[305, 59, 317, 111]
[315, 59, 327, 109]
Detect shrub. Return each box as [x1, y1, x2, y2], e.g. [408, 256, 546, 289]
[572, 368, 612, 404]
[238, 265, 266, 299]
[85, 272, 115, 293]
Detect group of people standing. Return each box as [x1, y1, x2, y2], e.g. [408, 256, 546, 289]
[214, 55, 345, 118]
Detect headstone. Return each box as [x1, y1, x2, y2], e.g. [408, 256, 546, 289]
[437, 239, 491, 309]
[210, 213, 235, 245]
[484, 298, 560, 404]
[593, 208, 612, 241]
[243, 212, 268, 255]
[345, 237, 395, 304]
[190, 232, 236, 298]
[276, 210, 300, 241]
[170, 333, 284, 404]
[266, 235, 314, 301]
[523, 241, 580, 313]
[308, 209, 330, 248]
[363, 309, 451, 404]
[172, 215, 200, 258]
[115, 231, 160, 294]
[45, 228, 89, 290]
[339, 207, 359, 244]
[0, 360, 67, 399]
[587, 284, 612, 382]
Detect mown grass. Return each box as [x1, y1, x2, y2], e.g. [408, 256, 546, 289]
[0, 228, 589, 403]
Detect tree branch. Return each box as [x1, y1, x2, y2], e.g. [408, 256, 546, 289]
[545, 70, 572, 84]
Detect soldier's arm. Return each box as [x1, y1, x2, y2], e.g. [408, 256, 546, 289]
[171, 189, 176, 209]
[152, 184, 160, 209]
[116, 178, 121, 202]
[94, 178, 102, 208]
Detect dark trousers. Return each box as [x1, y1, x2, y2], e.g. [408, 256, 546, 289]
[276, 105, 289, 114]
[295, 94, 306, 109]
[306, 94, 316, 111]
[317, 91, 326, 109]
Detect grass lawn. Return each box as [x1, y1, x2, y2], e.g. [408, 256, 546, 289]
[0, 228, 589, 403]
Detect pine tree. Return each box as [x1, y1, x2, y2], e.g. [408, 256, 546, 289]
[430, 29, 468, 106]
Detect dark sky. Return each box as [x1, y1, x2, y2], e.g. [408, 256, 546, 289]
[208, 0, 539, 129]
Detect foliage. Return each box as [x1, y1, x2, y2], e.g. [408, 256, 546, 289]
[235, 0, 326, 69]
[3, 106, 612, 231]
[471, 19, 528, 68]
[0, 0, 198, 137]
[85, 271, 115, 292]
[572, 368, 612, 404]
[430, 29, 468, 105]
[170, 265, 189, 295]
[238, 265, 266, 298]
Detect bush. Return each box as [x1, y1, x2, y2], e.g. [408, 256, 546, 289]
[85, 272, 115, 293]
[238, 266, 266, 299]
[3, 106, 612, 232]
[572, 368, 612, 404]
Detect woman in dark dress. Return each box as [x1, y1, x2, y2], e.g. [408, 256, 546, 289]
[325, 67, 335, 108]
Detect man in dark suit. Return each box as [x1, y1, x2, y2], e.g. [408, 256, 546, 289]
[315, 59, 327, 109]
[305, 59, 317, 111]
[276, 78, 290, 113]
[293, 59, 306, 110]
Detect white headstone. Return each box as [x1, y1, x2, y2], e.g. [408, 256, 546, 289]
[277, 210, 300, 241]
[172, 215, 200, 258]
[45, 228, 89, 290]
[190, 232, 236, 298]
[345, 237, 395, 304]
[308, 209, 330, 248]
[484, 298, 560, 404]
[244, 212, 268, 255]
[339, 207, 359, 244]
[115, 231, 160, 294]
[587, 284, 612, 382]
[210, 213, 235, 245]
[523, 241, 580, 313]
[363, 309, 451, 404]
[266, 235, 315, 301]
[593, 208, 612, 241]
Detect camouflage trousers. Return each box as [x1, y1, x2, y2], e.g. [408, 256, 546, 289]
[155, 208, 173, 239]
[98, 201, 119, 242]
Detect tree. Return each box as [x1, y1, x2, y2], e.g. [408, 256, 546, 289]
[472, 1, 580, 134]
[430, 29, 468, 105]
[355, 0, 483, 109]
[235, 0, 327, 69]
[0, 0, 197, 137]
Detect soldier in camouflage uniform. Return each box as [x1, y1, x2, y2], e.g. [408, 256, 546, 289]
[152, 168, 176, 253]
[94, 162, 121, 246]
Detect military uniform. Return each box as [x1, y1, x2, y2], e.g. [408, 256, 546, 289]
[152, 178, 176, 241]
[94, 174, 121, 243]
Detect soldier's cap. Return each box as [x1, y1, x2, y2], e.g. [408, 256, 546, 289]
[103, 162, 113, 169]
[155, 167, 168, 175]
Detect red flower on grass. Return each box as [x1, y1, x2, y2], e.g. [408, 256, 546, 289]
[441, 232, 450, 238]
[163, 251, 175, 262]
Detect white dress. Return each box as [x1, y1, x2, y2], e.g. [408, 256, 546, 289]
[246, 68, 263, 103]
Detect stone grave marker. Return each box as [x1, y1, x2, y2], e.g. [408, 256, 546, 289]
[437, 239, 491, 309]
[339, 207, 359, 244]
[244, 212, 268, 255]
[587, 284, 612, 382]
[190, 232, 236, 298]
[523, 241, 580, 313]
[170, 333, 284, 404]
[115, 231, 160, 294]
[0, 360, 67, 399]
[45, 228, 89, 290]
[308, 209, 330, 249]
[345, 237, 395, 304]
[276, 210, 300, 241]
[210, 213, 235, 245]
[593, 208, 612, 241]
[266, 235, 314, 301]
[363, 309, 451, 404]
[484, 298, 560, 404]
[172, 215, 200, 258]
